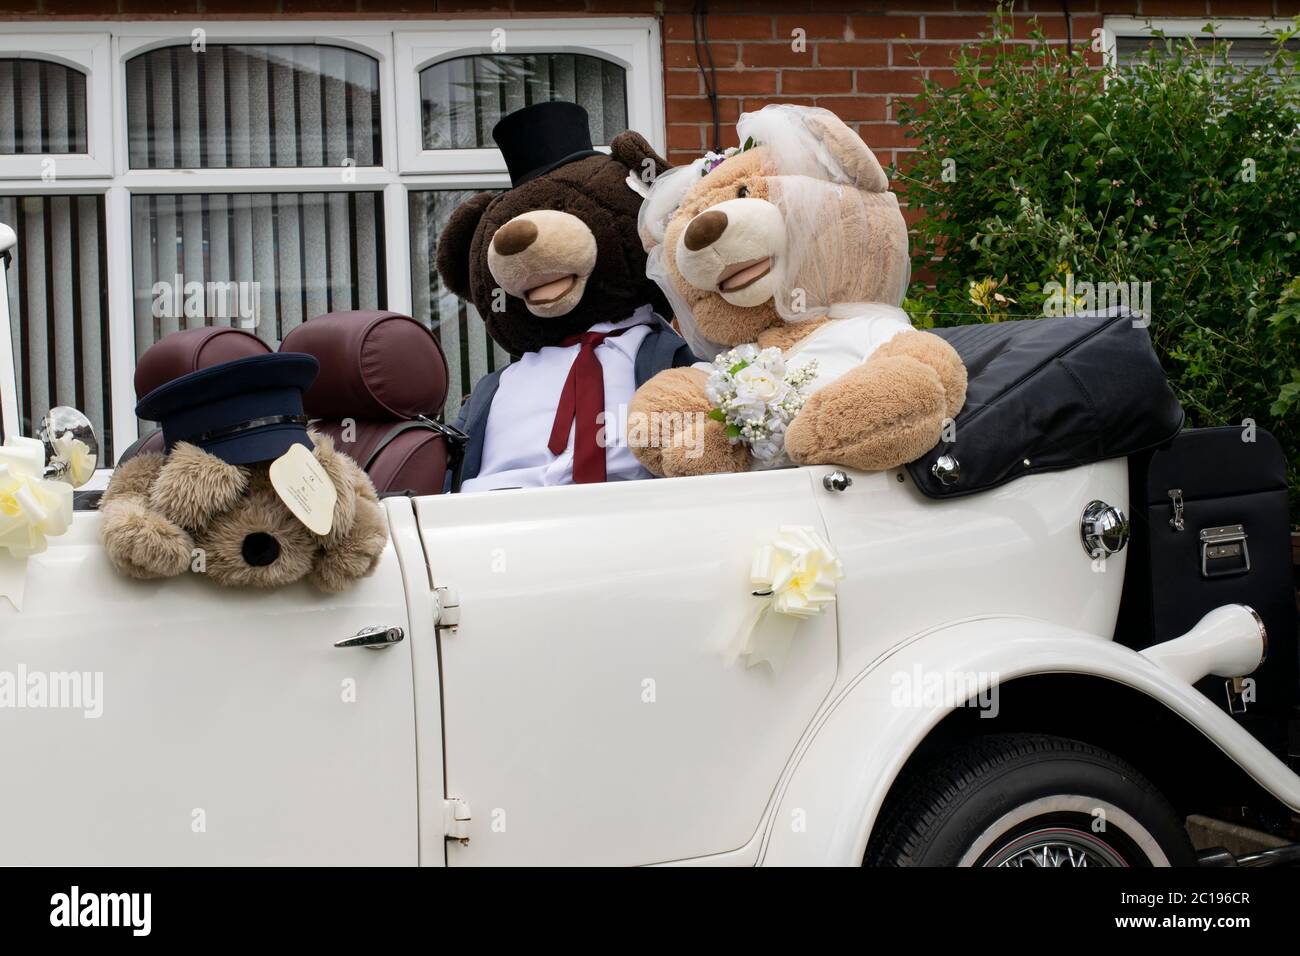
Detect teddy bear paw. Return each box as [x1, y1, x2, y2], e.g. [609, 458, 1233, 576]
[100, 499, 195, 580]
[786, 355, 948, 472]
[657, 418, 752, 478]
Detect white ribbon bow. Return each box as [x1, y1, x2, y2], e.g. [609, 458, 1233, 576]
[728, 525, 844, 672]
[0, 435, 74, 611]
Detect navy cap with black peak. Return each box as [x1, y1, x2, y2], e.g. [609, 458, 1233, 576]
[135, 352, 320, 466]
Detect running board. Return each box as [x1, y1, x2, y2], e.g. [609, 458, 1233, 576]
[1197, 843, 1300, 867]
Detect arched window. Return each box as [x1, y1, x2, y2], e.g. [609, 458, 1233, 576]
[419, 53, 627, 150]
[125, 44, 382, 169]
[0, 58, 88, 154]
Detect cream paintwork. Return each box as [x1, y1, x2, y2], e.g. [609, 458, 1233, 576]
[2, 459, 1299, 866]
[815, 462, 1132, 681]
[1141, 604, 1268, 684]
[0, 500, 418, 865]
[760, 616, 1300, 866]
[417, 467, 838, 866]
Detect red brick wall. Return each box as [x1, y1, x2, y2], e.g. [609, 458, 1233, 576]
[659, 0, 1300, 169]
[2, 0, 1296, 171]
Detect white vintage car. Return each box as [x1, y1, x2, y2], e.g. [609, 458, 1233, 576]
[1, 226, 1297, 868]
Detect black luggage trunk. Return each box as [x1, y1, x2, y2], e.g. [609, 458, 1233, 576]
[1116, 426, 1298, 756]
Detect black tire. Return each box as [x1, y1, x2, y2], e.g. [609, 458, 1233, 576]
[865, 733, 1197, 867]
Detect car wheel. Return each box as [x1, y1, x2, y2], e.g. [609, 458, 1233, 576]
[865, 733, 1197, 867]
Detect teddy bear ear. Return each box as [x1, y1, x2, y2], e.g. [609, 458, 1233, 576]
[802, 111, 890, 193]
[149, 442, 249, 531]
[307, 434, 387, 593]
[435, 191, 495, 300]
[610, 130, 670, 182]
[308, 433, 361, 541]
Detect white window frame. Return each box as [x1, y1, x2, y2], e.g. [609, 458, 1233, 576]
[1099, 17, 1295, 69]
[394, 20, 663, 175]
[0, 33, 113, 179]
[0, 17, 663, 456]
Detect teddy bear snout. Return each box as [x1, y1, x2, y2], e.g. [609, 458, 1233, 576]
[684, 209, 728, 251]
[492, 219, 538, 256]
[241, 531, 281, 567]
[675, 197, 787, 309]
[486, 209, 599, 319]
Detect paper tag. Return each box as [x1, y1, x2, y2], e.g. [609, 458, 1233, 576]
[269, 443, 337, 536]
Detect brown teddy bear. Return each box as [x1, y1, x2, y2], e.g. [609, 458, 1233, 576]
[100, 352, 387, 593]
[100, 435, 386, 592]
[627, 105, 967, 477]
[435, 101, 694, 491]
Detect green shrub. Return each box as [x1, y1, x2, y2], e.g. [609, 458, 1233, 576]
[895, 7, 1300, 521]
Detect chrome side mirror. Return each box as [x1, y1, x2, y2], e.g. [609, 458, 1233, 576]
[37, 406, 98, 488]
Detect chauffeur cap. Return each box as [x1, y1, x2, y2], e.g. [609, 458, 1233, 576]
[134, 352, 320, 465]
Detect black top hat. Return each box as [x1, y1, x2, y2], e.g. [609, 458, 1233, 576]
[493, 101, 603, 188]
[136, 353, 320, 465]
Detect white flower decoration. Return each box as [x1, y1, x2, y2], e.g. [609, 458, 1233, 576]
[728, 525, 845, 672]
[705, 345, 818, 468]
[0, 436, 74, 560]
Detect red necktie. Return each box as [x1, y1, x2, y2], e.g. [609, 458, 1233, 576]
[548, 327, 631, 484]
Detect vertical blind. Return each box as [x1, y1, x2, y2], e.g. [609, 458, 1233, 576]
[420, 53, 627, 150]
[408, 189, 508, 419]
[0, 58, 88, 154]
[131, 191, 386, 359]
[1115, 35, 1300, 69]
[1, 41, 640, 450]
[125, 44, 382, 169]
[0, 195, 112, 458]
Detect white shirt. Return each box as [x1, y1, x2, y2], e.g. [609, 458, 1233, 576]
[461, 306, 660, 492]
[691, 302, 913, 393]
[782, 302, 913, 395]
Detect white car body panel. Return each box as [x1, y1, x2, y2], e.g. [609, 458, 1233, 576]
[417, 468, 838, 865]
[0, 506, 418, 865]
[2, 451, 1298, 865]
[761, 616, 1300, 866]
[815, 461, 1131, 682]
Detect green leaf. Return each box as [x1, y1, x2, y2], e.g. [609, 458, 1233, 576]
[725, 423, 742, 439]
[728, 360, 749, 375]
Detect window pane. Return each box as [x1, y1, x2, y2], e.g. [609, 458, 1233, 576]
[408, 189, 506, 418]
[1116, 35, 1300, 69]
[420, 54, 627, 150]
[126, 45, 382, 169]
[0, 194, 112, 459]
[130, 192, 386, 361]
[0, 58, 89, 154]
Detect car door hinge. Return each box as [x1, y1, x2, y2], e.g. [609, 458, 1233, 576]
[443, 797, 471, 845]
[435, 586, 460, 636]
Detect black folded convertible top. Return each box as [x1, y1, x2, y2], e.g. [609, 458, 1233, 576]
[906, 309, 1184, 499]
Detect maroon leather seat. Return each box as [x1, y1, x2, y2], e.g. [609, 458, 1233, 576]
[279, 311, 451, 496]
[117, 326, 271, 462]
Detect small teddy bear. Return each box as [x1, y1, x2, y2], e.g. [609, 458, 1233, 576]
[99, 352, 387, 593]
[99, 434, 386, 592]
[628, 105, 966, 477]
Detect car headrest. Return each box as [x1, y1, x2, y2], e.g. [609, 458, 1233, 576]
[133, 326, 271, 400]
[280, 311, 448, 420]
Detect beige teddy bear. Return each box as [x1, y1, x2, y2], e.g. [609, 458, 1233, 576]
[99, 433, 387, 593]
[627, 104, 966, 477]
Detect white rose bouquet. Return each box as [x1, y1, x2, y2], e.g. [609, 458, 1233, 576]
[704, 345, 818, 468]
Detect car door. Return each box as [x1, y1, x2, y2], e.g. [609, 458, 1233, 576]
[0, 498, 419, 865]
[417, 467, 839, 866]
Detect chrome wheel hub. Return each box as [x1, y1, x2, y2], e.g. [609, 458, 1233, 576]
[984, 828, 1129, 868]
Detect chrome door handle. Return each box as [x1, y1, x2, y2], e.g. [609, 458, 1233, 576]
[335, 625, 405, 650]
